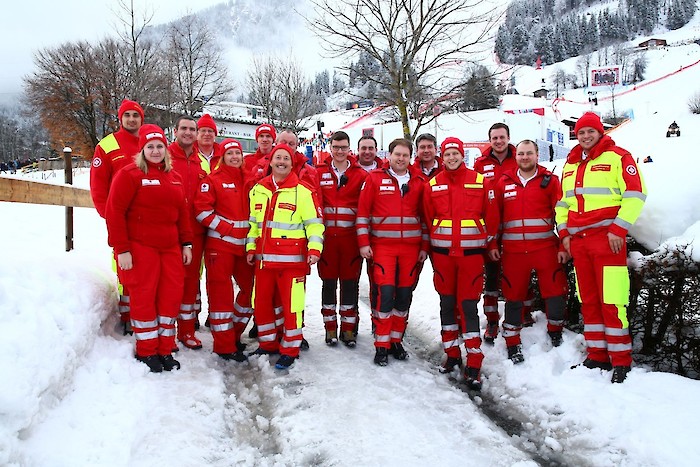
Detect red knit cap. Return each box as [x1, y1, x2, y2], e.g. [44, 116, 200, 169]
[197, 114, 218, 133]
[138, 124, 168, 150]
[270, 143, 294, 158]
[440, 136, 465, 157]
[255, 124, 277, 141]
[221, 138, 243, 153]
[118, 99, 144, 121]
[574, 112, 604, 134]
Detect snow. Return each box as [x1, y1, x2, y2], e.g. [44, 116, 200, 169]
[4, 9, 700, 467]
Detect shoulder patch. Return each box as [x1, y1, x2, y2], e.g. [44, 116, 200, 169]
[625, 165, 637, 176]
[92, 157, 102, 168]
[200, 183, 210, 193]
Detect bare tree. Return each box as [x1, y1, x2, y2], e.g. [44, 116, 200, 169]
[246, 56, 277, 122]
[166, 15, 234, 115]
[305, 0, 501, 139]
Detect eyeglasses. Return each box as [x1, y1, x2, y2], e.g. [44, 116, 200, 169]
[331, 145, 350, 152]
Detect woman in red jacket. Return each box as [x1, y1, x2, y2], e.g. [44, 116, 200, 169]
[194, 139, 254, 362]
[106, 124, 193, 373]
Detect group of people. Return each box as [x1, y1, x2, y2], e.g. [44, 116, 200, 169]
[91, 100, 646, 389]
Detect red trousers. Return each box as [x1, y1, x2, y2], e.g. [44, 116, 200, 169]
[370, 243, 421, 349]
[178, 233, 205, 339]
[253, 266, 307, 358]
[570, 232, 632, 366]
[432, 252, 484, 369]
[119, 242, 184, 357]
[318, 233, 362, 334]
[204, 248, 254, 354]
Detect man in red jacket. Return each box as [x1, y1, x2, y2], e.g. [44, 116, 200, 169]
[424, 137, 491, 390]
[357, 138, 428, 366]
[316, 131, 368, 347]
[90, 99, 144, 334]
[488, 140, 569, 364]
[169, 115, 211, 349]
[412, 133, 443, 177]
[244, 123, 277, 182]
[473, 123, 525, 343]
[357, 135, 382, 172]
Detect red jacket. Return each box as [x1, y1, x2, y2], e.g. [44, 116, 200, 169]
[315, 156, 368, 237]
[243, 148, 272, 182]
[106, 161, 192, 254]
[194, 164, 253, 255]
[169, 142, 211, 235]
[488, 165, 561, 254]
[356, 166, 429, 250]
[412, 156, 444, 178]
[90, 128, 140, 218]
[473, 144, 518, 187]
[250, 150, 320, 191]
[423, 164, 491, 255]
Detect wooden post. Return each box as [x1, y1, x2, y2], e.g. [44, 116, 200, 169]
[63, 146, 73, 251]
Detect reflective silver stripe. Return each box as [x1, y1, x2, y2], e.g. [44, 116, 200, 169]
[196, 209, 214, 222]
[357, 228, 369, 235]
[134, 330, 159, 340]
[324, 207, 336, 214]
[608, 342, 632, 352]
[392, 310, 408, 318]
[258, 323, 277, 332]
[180, 304, 194, 311]
[210, 312, 233, 320]
[249, 216, 257, 223]
[584, 324, 606, 332]
[373, 229, 421, 238]
[431, 239, 452, 247]
[207, 230, 246, 245]
[502, 232, 556, 241]
[568, 219, 614, 234]
[275, 317, 285, 327]
[281, 339, 301, 348]
[483, 305, 498, 312]
[259, 334, 277, 342]
[463, 331, 480, 340]
[308, 235, 324, 244]
[466, 347, 483, 354]
[323, 315, 336, 322]
[460, 239, 486, 248]
[234, 303, 253, 314]
[119, 305, 130, 313]
[260, 254, 306, 262]
[570, 187, 621, 196]
[211, 322, 234, 332]
[285, 328, 303, 337]
[322, 304, 336, 310]
[267, 221, 304, 230]
[483, 290, 498, 297]
[132, 319, 158, 328]
[304, 218, 323, 225]
[120, 295, 130, 303]
[443, 339, 460, 348]
[158, 328, 176, 337]
[246, 237, 257, 246]
[324, 207, 357, 215]
[557, 222, 567, 231]
[209, 217, 221, 230]
[339, 305, 354, 311]
[460, 227, 483, 235]
[376, 311, 392, 319]
[376, 335, 390, 342]
[502, 218, 553, 229]
[622, 191, 646, 201]
[158, 316, 176, 325]
[606, 327, 630, 337]
[390, 331, 403, 339]
[434, 227, 452, 236]
[179, 312, 196, 320]
[613, 217, 633, 230]
[340, 315, 357, 323]
[274, 306, 284, 315]
[502, 323, 520, 337]
[556, 201, 569, 208]
[356, 216, 370, 224]
[332, 220, 355, 228]
[586, 340, 607, 348]
[371, 216, 419, 224]
[442, 324, 460, 332]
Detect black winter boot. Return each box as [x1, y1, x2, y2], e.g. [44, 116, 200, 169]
[374, 347, 389, 366]
[507, 344, 525, 364]
[464, 367, 482, 391]
[218, 351, 248, 362]
[548, 331, 563, 347]
[160, 354, 181, 371]
[136, 355, 163, 373]
[611, 366, 631, 383]
[390, 342, 408, 360]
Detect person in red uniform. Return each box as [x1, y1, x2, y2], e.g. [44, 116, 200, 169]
[316, 131, 368, 347]
[90, 99, 144, 334]
[412, 133, 444, 178]
[244, 123, 277, 182]
[357, 135, 382, 173]
[473, 123, 523, 343]
[488, 140, 569, 364]
[246, 144, 325, 370]
[423, 137, 491, 390]
[197, 114, 221, 169]
[194, 139, 254, 362]
[169, 115, 211, 349]
[106, 124, 193, 373]
[357, 138, 429, 366]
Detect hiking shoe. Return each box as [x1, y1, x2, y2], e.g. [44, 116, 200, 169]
[483, 322, 499, 344]
[236, 341, 247, 352]
[159, 354, 181, 371]
[136, 355, 163, 373]
[464, 367, 482, 391]
[218, 351, 248, 362]
[275, 355, 296, 369]
[300, 338, 310, 351]
[439, 356, 463, 374]
[571, 358, 613, 371]
[548, 331, 563, 348]
[247, 347, 279, 357]
[390, 342, 408, 360]
[340, 331, 356, 347]
[178, 333, 202, 350]
[374, 347, 389, 366]
[611, 366, 631, 384]
[122, 321, 133, 336]
[507, 344, 525, 364]
[248, 324, 258, 338]
[325, 330, 338, 346]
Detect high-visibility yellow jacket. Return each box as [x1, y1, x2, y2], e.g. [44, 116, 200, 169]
[556, 135, 646, 239]
[247, 172, 324, 268]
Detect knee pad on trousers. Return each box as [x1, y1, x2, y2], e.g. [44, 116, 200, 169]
[395, 287, 412, 311]
[461, 300, 479, 331]
[545, 295, 566, 322]
[378, 285, 396, 312]
[321, 279, 338, 305]
[439, 295, 458, 325]
[484, 261, 499, 292]
[504, 301, 524, 326]
[340, 279, 359, 305]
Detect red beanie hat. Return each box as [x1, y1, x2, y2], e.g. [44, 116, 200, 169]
[221, 138, 243, 153]
[197, 114, 218, 133]
[118, 99, 144, 121]
[255, 124, 277, 141]
[270, 143, 294, 158]
[138, 124, 168, 151]
[440, 136, 465, 157]
[574, 112, 605, 134]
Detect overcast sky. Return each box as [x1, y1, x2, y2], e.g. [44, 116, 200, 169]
[0, 0, 223, 99]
